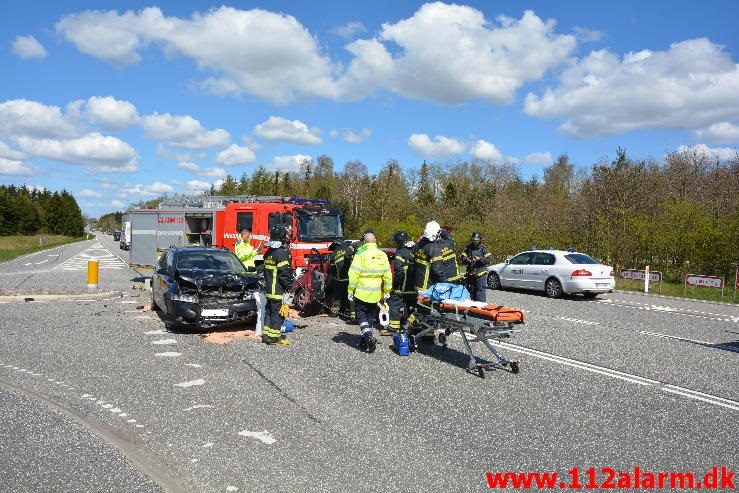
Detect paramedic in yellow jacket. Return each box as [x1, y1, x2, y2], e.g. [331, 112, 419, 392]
[347, 232, 392, 353]
[234, 228, 259, 272]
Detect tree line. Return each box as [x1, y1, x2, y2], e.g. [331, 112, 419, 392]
[207, 147, 738, 283]
[0, 185, 85, 237]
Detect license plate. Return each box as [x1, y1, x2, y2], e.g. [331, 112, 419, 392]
[201, 308, 229, 317]
[596, 283, 610, 287]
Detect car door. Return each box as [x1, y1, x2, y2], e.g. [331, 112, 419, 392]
[499, 252, 532, 288]
[153, 251, 173, 313]
[524, 252, 556, 291]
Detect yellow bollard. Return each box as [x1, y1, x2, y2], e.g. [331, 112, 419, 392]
[87, 260, 99, 291]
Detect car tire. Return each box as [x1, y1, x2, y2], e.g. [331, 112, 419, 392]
[486, 272, 501, 290]
[545, 278, 563, 299]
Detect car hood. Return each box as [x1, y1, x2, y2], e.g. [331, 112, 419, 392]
[175, 269, 262, 292]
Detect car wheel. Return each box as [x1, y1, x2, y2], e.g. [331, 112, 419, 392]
[295, 288, 311, 311]
[545, 278, 563, 299]
[486, 272, 501, 290]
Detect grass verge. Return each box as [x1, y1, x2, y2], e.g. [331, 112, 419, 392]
[616, 278, 738, 304]
[0, 235, 90, 262]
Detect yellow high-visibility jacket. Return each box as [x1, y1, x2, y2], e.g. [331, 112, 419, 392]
[234, 239, 258, 270]
[348, 243, 392, 303]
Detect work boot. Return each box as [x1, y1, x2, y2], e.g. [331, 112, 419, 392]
[366, 335, 377, 353]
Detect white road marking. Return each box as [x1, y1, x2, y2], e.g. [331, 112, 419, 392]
[110, 408, 122, 413]
[555, 316, 600, 325]
[175, 379, 206, 388]
[185, 363, 202, 368]
[24, 262, 32, 266]
[226, 487, 239, 492]
[595, 299, 738, 323]
[119, 300, 139, 304]
[127, 419, 137, 423]
[145, 330, 166, 335]
[184, 404, 214, 411]
[155, 352, 182, 357]
[491, 340, 739, 411]
[238, 429, 276, 445]
[55, 243, 127, 271]
[638, 330, 711, 345]
[152, 339, 177, 345]
[35, 259, 48, 265]
[203, 442, 214, 448]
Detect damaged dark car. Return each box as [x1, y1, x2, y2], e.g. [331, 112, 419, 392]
[151, 246, 262, 329]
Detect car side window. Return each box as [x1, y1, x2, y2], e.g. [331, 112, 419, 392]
[532, 253, 556, 265]
[157, 251, 168, 272]
[509, 253, 531, 265]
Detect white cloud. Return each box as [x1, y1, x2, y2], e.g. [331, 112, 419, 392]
[124, 182, 175, 197]
[573, 26, 603, 43]
[186, 179, 214, 192]
[98, 180, 118, 190]
[694, 122, 739, 144]
[471, 140, 503, 161]
[195, 167, 227, 178]
[253, 116, 321, 144]
[56, 6, 338, 104]
[408, 133, 466, 158]
[86, 96, 139, 129]
[11, 35, 48, 60]
[677, 144, 738, 162]
[328, 129, 339, 138]
[16, 132, 138, 172]
[331, 21, 367, 39]
[0, 141, 27, 160]
[0, 157, 35, 176]
[215, 144, 256, 166]
[342, 128, 372, 144]
[176, 161, 200, 171]
[524, 152, 553, 165]
[142, 112, 229, 148]
[77, 188, 102, 198]
[268, 154, 312, 172]
[369, 5, 576, 104]
[0, 99, 80, 139]
[111, 199, 126, 208]
[525, 38, 739, 137]
[56, 5, 574, 105]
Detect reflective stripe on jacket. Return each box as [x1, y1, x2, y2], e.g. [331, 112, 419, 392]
[234, 239, 258, 270]
[348, 243, 392, 303]
[263, 247, 294, 301]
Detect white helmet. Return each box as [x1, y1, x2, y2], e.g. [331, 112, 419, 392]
[423, 221, 441, 241]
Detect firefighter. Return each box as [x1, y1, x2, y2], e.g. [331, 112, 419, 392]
[387, 230, 416, 335]
[461, 231, 492, 302]
[329, 240, 356, 316]
[413, 221, 461, 291]
[262, 225, 294, 346]
[234, 228, 259, 272]
[347, 232, 392, 353]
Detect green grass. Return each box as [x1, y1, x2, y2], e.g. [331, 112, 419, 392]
[0, 234, 90, 262]
[616, 278, 738, 304]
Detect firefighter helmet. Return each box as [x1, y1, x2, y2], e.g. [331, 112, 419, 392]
[423, 221, 441, 241]
[392, 231, 410, 247]
[470, 231, 483, 242]
[269, 224, 289, 242]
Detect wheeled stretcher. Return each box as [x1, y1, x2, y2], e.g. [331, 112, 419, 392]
[411, 295, 525, 378]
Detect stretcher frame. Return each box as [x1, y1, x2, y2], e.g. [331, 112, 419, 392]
[412, 297, 524, 378]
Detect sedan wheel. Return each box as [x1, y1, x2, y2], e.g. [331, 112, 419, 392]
[486, 272, 501, 290]
[545, 278, 563, 298]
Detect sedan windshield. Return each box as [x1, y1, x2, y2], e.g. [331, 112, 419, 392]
[176, 250, 246, 273]
[564, 253, 600, 265]
[297, 213, 343, 241]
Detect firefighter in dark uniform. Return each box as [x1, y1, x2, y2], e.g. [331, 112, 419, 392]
[262, 224, 294, 346]
[388, 231, 416, 334]
[329, 240, 356, 316]
[461, 231, 492, 302]
[413, 220, 461, 292]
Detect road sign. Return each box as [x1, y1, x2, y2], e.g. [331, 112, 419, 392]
[621, 269, 662, 282]
[684, 274, 724, 289]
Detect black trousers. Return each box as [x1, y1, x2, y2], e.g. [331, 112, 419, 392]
[354, 298, 379, 334]
[388, 293, 416, 331]
[332, 279, 351, 313]
[263, 299, 284, 341]
[468, 274, 487, 302]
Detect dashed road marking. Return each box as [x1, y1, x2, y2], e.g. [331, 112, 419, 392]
[175, 379, 206, 388]
[152, 339, 178, 345]
[594, 299, 738, 323]
[56, 243, 127, 271]
[155, 352, 182, 357]
[184, 404, 214, 411]
[238, 429, 276, 445]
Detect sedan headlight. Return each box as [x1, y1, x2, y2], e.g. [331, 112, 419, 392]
[170, 292, 198, 303]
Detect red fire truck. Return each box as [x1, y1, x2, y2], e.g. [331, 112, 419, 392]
[129, 195, 344, 270]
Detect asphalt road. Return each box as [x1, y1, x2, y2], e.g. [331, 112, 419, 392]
[0, 234, 736, 492]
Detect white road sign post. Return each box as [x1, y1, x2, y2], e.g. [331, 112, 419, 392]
[621, 269, 663, 293]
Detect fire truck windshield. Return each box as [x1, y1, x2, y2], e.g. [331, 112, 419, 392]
[296, 210, 343, 241]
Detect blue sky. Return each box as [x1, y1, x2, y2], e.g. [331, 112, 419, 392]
[2, 1, 738, 218]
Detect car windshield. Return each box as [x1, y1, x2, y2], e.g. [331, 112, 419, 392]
[176, 250, 246, 273]
[297, 213, 343, 241]
[564, 253, 600, 265]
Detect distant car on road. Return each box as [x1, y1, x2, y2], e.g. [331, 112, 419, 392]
[151, 246, 262, 329]
[113, 230, 121, 241]
[487, 249, 615, 298]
